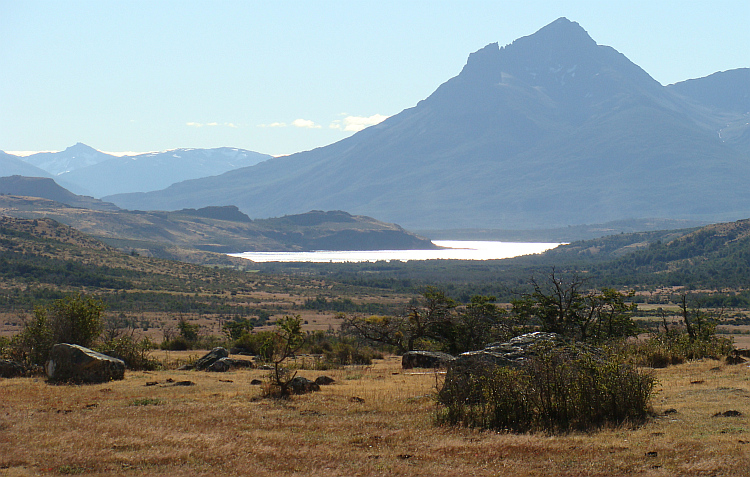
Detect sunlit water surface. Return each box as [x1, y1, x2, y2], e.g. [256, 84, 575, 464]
[228, 240, 561, 263]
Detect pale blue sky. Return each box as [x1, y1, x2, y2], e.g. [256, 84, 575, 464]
[2, 0, 748, 156]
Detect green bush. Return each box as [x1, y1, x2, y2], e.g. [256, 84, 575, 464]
[323, 342, 383, 366]
[98, 336, 159, 371]
[437, 343, 656, 433]
[14, 294, 105, 365]
[626, 332, 733, 368]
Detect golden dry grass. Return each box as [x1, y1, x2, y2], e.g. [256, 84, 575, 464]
[2, 357, 750, 476]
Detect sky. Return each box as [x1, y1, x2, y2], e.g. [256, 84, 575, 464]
[2, 1, 749, 157]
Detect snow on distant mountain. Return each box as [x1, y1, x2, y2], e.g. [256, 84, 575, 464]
[22, 143, 112, 176]
[12, 145, 272, 198]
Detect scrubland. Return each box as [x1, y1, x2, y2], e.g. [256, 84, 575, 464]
[2, 355, 749, 476]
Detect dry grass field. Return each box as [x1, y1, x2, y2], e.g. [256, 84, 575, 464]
[2, 355, 750, 476]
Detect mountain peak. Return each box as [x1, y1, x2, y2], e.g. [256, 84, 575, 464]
[529, 17, 594, 45]
[460, 17, 597, 81]
[64, 142, 98, 153]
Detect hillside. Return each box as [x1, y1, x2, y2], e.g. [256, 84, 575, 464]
[0, 193, 436, 255]
[0, 152, 52, 179]
[0, 175, 120, 211]
[105, 18, 750, 231]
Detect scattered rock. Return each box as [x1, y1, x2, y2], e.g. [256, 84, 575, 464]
[250, 379, 262, 385]
[645, 451, 658, 457]
[727, 351, 747, 365]
[207, 357, 233, 372]
[166, 378, 175, 383]
[350, 396, 365, 403]
[169, 380, 195, 387]
[229, 359, 255, 369]
[0, 359, 27, 378]
[288, 376, 320, 395]
[194, 347, 229, 371]
[219, 379, 233, 383]
[145, 381, 159, 386]
[315, 375, 335, 386]
[177, 364, 194, 371]
[402, 351, 455, 369]
[397, 454, 413, 460]
[714, 410, 742, 417]
[206, 357, 256, 372]
[46, 343, 125, 384]
[690, 380, 705, 384]
[663, 408, 678, 415]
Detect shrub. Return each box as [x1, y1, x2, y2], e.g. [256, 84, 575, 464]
[14, 294, 105, 365]
[98, 336, 159, 371]
[626, 332, 733, 368]
[160, 336, 192, 351]
[323, 342, 383, 366]
[437, 343, 656, 433]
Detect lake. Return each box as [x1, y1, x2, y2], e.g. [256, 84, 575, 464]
[228, 240, 561, 263]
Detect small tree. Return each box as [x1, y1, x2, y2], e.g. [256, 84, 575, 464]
[222, 317, 254, 341]
[264, 315, 305, 396]
[15, 294, 105, 365]
[512, 271, 638, 343]
[342, 288, 457, 353]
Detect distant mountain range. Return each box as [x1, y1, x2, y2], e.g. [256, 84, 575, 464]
[0, 143, 272, 197]
[102, 18, 750, 231]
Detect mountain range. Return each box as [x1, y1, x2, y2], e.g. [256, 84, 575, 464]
[102, 18, 750, 231]
[1, 143, 272, 197]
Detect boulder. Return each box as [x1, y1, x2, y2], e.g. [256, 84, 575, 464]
[46, 344, 125, 383]
[288, 376, 320, 394]
[0, 359, 27, 378]
[207, 357, 233, 372]
[401, 350, 455, 369]
[194, 347, 229, 371]
[451, 332, 568, 369]
[441, 332, 601, 404]
[207, 357, 256, 372]
[315, 375, 335, 386]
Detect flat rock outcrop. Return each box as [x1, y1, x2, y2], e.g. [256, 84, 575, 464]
[46, 343, 125, 383]
[194, 347, 229, 371]
[402, 350, 455, 369]
[0, 359, 27, 378]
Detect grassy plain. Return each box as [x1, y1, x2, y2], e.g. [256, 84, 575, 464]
[2, 355, 749, 476]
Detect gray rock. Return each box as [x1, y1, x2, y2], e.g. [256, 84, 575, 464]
[206, 357, 256, 372]
[207, 357, 233, 372]
[194, 347, 229, 371]
[46, 343, 125, 383]
[441, 332, 600, 404]
[315, 375, 335, 385]
[289, 376, 320, 394]
[402, 350, 455, 369]
[453, 332, 567, 369]
[0, 359, 27, 378]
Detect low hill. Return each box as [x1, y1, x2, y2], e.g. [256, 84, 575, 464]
[0, 194, 436, 255]
[0, 175, 120, 211]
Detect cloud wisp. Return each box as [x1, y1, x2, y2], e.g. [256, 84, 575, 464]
[330, 114, 389, 132]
